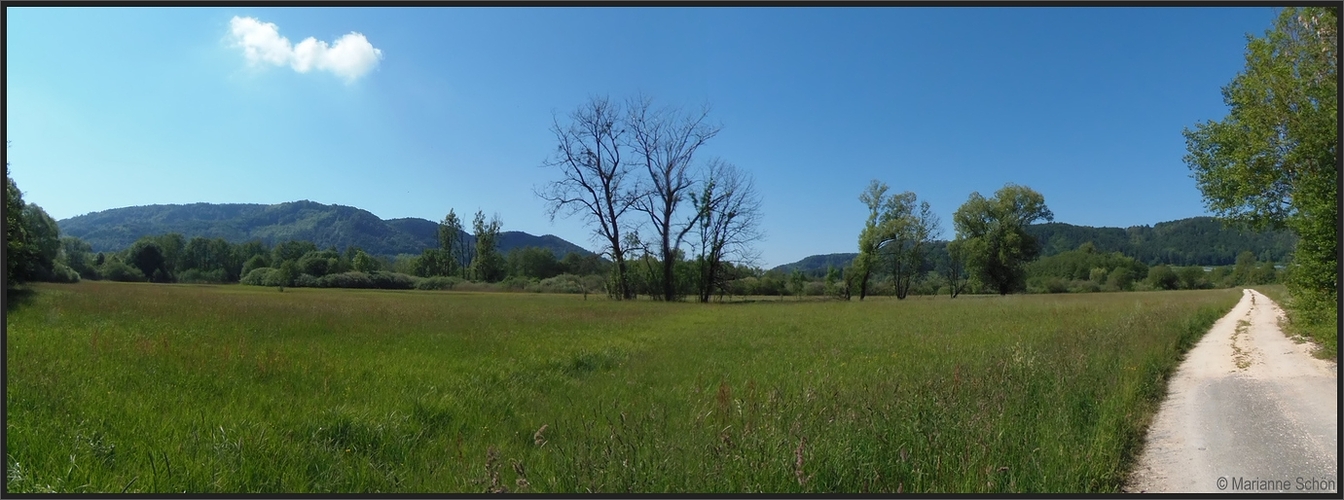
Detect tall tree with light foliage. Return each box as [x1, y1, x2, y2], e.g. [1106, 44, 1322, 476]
[470, 210, 505, 282]
[852, 181, 940, 300]
[1183, 6, 1337, 323]
[438, 210, 467, 278]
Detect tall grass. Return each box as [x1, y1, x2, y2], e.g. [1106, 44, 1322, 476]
[5, 282, 1238, 493]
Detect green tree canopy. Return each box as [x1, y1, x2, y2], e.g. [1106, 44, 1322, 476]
[60, 237, 100, 280]
[272, 240, 319, 267]
[507, 246, 562, 280]
[952, 184, 1054, 295]
[415, 248, 455, 278]
[128, 239, 169, 282]
[351, 250, 380, 273]
[1183, 7, 1336, 319]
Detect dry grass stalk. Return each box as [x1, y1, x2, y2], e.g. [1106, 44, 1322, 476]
[511, 459, 529, 491]
[533, 424, 548, 447]
[793, 436, 811, 487]
[485, 446, 508, 493]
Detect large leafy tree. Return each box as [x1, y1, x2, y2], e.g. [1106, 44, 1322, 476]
[60, 236, 99, 280]
[154, 233, 186, 278]
[181, 237, 245, 281]
[506, 246, 562, 280]
[1183, 7, 1337, 320]
[5, 150, 66, 286]
[5, 173, 26, 285]
[416, 248, 455, 278]
[951, 184, 1053, 295]
[351, 250, 379, 273]
[13, 202, 61, 283]
[272, 240, 318, 267]
[128, 239, 170, 282]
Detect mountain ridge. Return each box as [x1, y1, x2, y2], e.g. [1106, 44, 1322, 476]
[772, 216, 1297, 274]
[56, 200, 594, 258]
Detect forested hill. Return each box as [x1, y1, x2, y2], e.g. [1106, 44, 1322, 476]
[1028, 217, 1296, 266]
[56, 201, 594, 258]
[772, 216, 1296, 274]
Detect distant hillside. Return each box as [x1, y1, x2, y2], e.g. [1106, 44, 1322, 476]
[56, 201, 593, 258]
[772, 217, 1296, 275]
[771, 253, 860, 275]
[1027, 217, 1296, 266]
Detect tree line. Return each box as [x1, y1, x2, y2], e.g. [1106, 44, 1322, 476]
[40, 216, 618, 293]
[826, 182, 1052, 300]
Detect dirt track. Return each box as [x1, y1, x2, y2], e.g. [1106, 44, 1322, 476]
[1127, 289, 1337, 493]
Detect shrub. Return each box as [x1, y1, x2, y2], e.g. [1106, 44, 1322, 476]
[47, 262, 81, 283]
[1105, 268, 1134, 291]
[536, 274, 586, 294]
[1177, 266, 1209, 290]
[728, 277, 759, 296]
[241, 255, 269, 277]
[294, 273, 320, 288]
[499, 276, 535, 292]
[1069, 280, 1101, 293]
[240, 267, 283, 287]
[369, 271, 416, 289]
[804, 281, 828, 296]
[297, 251, 341, 277]
[100, 261, 147, 282]
[580, 275, 606, 295]
[1043, 277, 1069, 294]
[179, 268, 230, 284]
[316, 272, 374, 289]
[1147, 265, 1180, 290]
[315, 271, 417, 290]
[415, 276, 464, 291]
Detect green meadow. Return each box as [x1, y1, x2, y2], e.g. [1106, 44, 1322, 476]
[6, 282, 1239, 493]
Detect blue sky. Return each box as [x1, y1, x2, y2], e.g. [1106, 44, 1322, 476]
[6, 7, 1276, 268]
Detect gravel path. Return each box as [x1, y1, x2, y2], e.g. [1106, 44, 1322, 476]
[1127, 289, 1337, 493]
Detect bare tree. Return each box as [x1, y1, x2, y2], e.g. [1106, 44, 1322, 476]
[537, 96, 640, 299]
[627, 95, 721, 301]
[693, 158, 763, 303]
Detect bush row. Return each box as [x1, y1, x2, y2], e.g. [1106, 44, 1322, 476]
[237, 269, 600, 294]
[240, 268, 420, 289]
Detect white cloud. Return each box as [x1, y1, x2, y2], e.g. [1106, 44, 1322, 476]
[228, 16, 383, 83]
